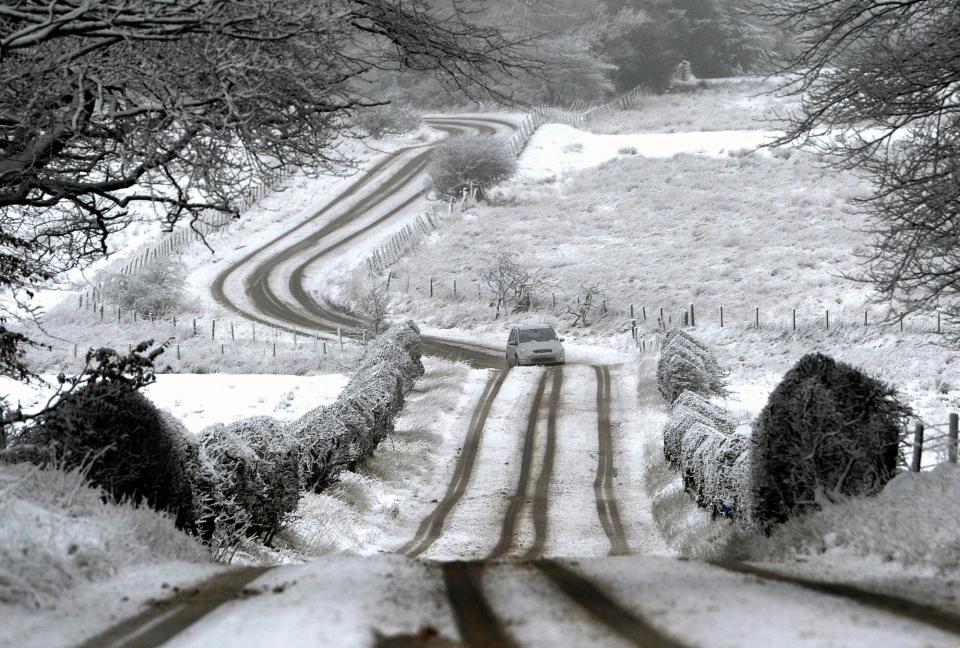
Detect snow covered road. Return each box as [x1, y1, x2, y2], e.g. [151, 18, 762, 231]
[66, 114, 960, 647]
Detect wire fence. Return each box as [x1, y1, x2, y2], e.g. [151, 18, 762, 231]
[110, 166, 295, 279]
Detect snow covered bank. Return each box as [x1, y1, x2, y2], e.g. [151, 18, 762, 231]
[0, 461, 211, 614]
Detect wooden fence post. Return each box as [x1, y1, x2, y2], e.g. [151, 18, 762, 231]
[690, 304, 695, 327]
[950, 413, 958, 464]
[826, 310, 829, 330]
[192, 318, 197, 336]
[230, 321, 235, 341]
[430, 277, 434, 297]
[911, 423, 924, 472]
[755, 307, 759, 328]
[211, 320, 216, 339]
[338, 327, 343, 350]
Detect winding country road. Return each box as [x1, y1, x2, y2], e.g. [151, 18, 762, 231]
[75, 115, 960, 648]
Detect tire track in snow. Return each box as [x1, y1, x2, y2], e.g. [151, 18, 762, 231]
[75, 567, 270, 648]
[533, 560, 689, 648]
[400, 369, 508, 558]
[708, 561, 960, 637]
[523, 367, 563, 560]
[593, 365, 629, 556]
[209, 117, 509, 368]
[487, 370, 550, 559]
[442, 561, 518, 648]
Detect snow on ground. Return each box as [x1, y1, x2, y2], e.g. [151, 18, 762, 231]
[0, 460, 216, 648]
[184, 126, 443, 315]
[516, 123, 781, 183]
[1, 562, 221, 648]
[230, 358, 487, 562]
[164, 556, 459, 648]
[1, 373, 347, 435]
[580, 556, 960, 648]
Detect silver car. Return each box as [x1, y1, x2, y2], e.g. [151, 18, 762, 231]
[506, 324, 565, 367]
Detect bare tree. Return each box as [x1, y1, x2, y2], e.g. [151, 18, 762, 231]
[480, 252, 539, 320]
[567, 283, 604, 327]
[752, 0, 960, 327]
[0, 0, 538, 387]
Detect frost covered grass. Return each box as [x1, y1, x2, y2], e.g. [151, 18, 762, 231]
[587, 77, 798, 133]
[751, 465, 960, 569]
[19, 304, 359, 376]
[230, 357, 477, 561]
[378, 150, 870, 336]
[0, 461, 208, 609]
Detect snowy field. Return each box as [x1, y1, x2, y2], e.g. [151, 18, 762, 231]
[1, 373, 347, 435]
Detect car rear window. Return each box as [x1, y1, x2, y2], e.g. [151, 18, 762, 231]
[519, 328, 556, 343]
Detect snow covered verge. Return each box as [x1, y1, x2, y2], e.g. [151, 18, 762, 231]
[231, 357, 484, 562]
[640, 351, 960, 574]
[0, 461, 211, 611]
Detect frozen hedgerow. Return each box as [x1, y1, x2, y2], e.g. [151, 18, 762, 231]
[750, 353, 911, 530]
[656, 329, 726, 403]
[289, 320, 425, 492]
[663, 390, 735, 467]
[198, 416, 302, 544]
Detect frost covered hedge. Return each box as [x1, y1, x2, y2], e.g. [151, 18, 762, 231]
[663, 390, 749, 519]
[291, 320, 424, 492]
[3, 321, 425, 552]
[750, 353, 910, 529]
[656, 329, 726, 403]
[8, 383, 199, 532]
[428, 135, 517, 200]
[663, 390, 735, 468]
[354, 102, 419, 138]
[197, 416, 302, 543]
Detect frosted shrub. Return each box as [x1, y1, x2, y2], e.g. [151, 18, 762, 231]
[289, 320, 425, 492]
[100, 259, 187, 317]
[13, 383, 199, 532]
[355, 102, 419, 138]
[663, 390, 734, 467]
[198, 416, 302, 544]
[428, 135, 516, 200]
[290, 406, 351, 492]
[750, 353, 911, 530]
[656, 329, 726, 402]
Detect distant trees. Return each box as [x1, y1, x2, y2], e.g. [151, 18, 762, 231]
[603, 0, 771, 91]
[754, 0, 960, 327]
